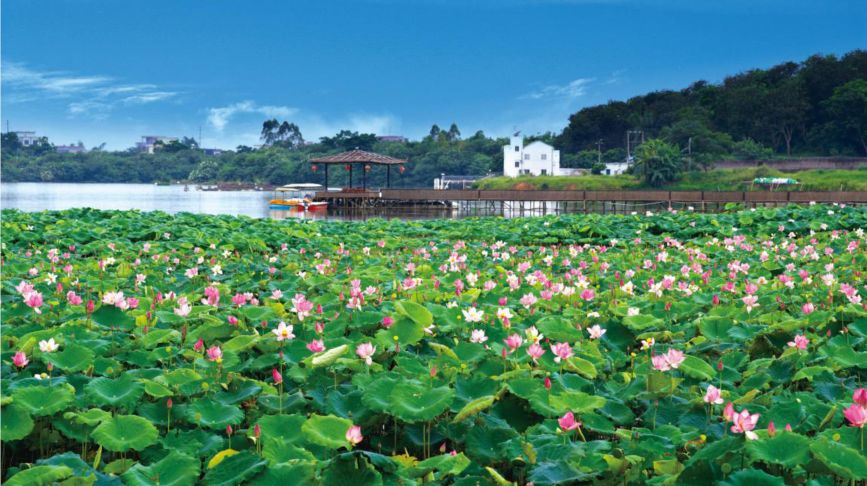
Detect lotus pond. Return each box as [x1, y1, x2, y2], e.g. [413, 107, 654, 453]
[2, 206, 867, 485]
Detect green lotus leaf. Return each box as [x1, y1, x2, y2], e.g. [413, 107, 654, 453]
[186, 399, 244, 429]
[1, 404, 34, 441]
[85, 375, 144, 410]
[564, 356, 598, 379]
[718, 468, 786, 486]
[248, 463, 317, 486]
[92, 414, 159, 452]
[809, 438, 867, 480]
[63, 408, 112, 426]
[44, 342, 95, 373]
[548, 390, 606, 415]
[12, 384, 75, 417]
[745, 432, 811, 468]
[122, 451, 200, 486]
[92, 305, 135, 330]
[394, 300, 433, 327]
[320, 454, 383, 486]
[5, 465, 74, 486]
[301, 414, 353, 449]
[202, 450, 267, 486]
[256, 414, 306, 445]
[262, 437, 316, 465]
[310, 344, 349, 368]
[376, 318, 425, 347]
[390, 383, 455, 423]
[141, 328, 179, 348]
[221, 334, 259, 353]
[453, 395, 496, 423]
[677, 355, 716, 380]
[142, 379, 174, 398]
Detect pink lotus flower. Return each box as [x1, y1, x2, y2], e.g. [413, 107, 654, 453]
[202, 286, 220, 306]
[652, 349, 686, 371]
[272, 368, 283, 385]
[651, 354, 671, 371]
[703, 385, 723, 404]
[787, 335, 808, 350]
[356, 342, 375, 365]
[346, 425, 363, 446]
[580, 289, 595, 301]
[550, 342, 573, 363]
[25, 291, 44, 314]
[504, 334, 523, 353]
[520, 293, 537, 309]
[730, 408, 760, 440]
[741, 295, 759, 313]
[843, 403, 867, 428]
[527, 343, 545, 363]
[382, 316, 394, 328]
[272, 322, 295, 342]
[306, 339, 326, 353]
[587, 325, 606, 340]
[291, 294, 314, 321]
[470, 329, 488, 344]
[206, 346, 223, 362]
[558, 411, 581, 431]
[227, 315, 239, 325]
[854, 388, 867, 407]
[39, 338, 59, 353]
[231, 293, 246, 306]
[66, 291, 83, 305]
[12, 351, 29, 368]
[802, 302, 815, 315]
[174, 302, 192, 317]
[193, 338, 204, 352]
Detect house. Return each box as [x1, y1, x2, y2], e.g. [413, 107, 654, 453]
[503, 133, 560, 177]
[56, 143, 87, 154]
[603, 161, 630, 175]
[14, 131, 42, 147]
[202, 148, 223, 156]
[377, 135, 407, 143]
[136, 135, 178, 154]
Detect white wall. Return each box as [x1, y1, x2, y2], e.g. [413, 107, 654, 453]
[503, 137, 560, 177]
[603, 162, 630, 175]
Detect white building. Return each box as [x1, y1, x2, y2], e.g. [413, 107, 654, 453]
[136, 135, 178, 154]
[603, 161, 630, 175]
[503, 133, 560, 177]
[14, 131, 41, 146]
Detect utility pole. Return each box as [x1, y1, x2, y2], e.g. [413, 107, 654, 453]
[687, 136, 692, 171]
[596, 139, 604, 165]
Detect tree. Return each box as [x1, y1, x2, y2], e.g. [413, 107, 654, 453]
[276, 122, 304, 149]
[428, 124, 442, 140]
[319, 130, 377, 151]
[764, 77, 808, 155]
[261, 119, 280, 145]
[731, 138, 773, 161]
[632, 139, 683, 186]
[446, 123, 461, 142]
[181, 136, 200, 149]
[823, 79, 867, 155]
[236, 145, 254, 153]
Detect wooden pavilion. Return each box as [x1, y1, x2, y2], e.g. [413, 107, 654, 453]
[310, 149, 406, 190]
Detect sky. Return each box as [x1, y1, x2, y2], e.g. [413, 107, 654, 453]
[2, 0, 865, 150]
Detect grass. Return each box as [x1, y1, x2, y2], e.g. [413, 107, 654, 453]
[476, 167, 867, 191]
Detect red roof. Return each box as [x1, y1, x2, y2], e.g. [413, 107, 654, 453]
[310, 149, 406, 165]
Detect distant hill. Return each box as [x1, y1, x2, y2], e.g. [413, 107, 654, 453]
[558, 50, 867, 159]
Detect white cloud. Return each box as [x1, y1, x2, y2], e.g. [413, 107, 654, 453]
[521, 77, 595, 100]
[207, 101, 298, 131]
[1, 61, 178, 117]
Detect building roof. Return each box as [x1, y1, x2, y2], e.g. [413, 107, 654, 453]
[310, 149, 406, 165]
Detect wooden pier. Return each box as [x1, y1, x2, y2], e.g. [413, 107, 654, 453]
[314, 189, 867, 214]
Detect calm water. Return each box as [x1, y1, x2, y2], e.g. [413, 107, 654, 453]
[0, 183, 468, 221]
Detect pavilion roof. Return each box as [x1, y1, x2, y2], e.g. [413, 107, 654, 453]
[310, 149, 406, 165]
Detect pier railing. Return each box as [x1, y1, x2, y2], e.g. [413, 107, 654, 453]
[315, 189, 867, 205]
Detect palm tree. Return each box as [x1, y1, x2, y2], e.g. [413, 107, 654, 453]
[632, 139, 683, 186]
[261, 119, 280, 145]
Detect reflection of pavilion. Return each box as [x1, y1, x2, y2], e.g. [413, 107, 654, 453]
[310, 149, 406, 189]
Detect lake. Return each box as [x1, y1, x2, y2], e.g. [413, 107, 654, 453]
[0, 183, 475, 220]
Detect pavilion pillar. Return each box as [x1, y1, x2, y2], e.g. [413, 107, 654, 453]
[349, 165, 353, 188]
[324, 164, 329, 190]
[387, 165, 391, 188]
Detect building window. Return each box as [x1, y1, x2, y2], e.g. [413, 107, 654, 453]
[541, 154, 547, 160]
[541, 169, 547, 175]
[514, 162, 520, 168]
[606, 169, 611, 175]
[524, 154, 530, 160]
[514, 146, 520, 152]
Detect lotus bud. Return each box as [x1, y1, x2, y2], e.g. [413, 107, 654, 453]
[226, 425, 233, 437]
[430, 367, 437, 378]
[254, 423, 261, 438]
[317, 304, 323, 314]
[499, 297, 507, 306]
[86, 300, 95, 315]
[47, 362, 54, 372]
[56, 282, 63, 293]
[717, 360, 724, 371]
[143, 326, 149, 335]
[785, 423, 792, 432]
[272, 368, 283, 385]
[315, 322, 324, 334]
[767, 421, 776, 437]
[544, 376, 552, 390]
[712, 294, 720, 306]
[167, 398, 173, 409]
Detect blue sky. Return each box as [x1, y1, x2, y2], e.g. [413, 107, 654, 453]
[2, 0, 865, 150]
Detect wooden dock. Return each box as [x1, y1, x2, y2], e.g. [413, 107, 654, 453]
[314, 189, 867, 214]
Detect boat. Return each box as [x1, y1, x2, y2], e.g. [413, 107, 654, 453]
[269, 184, 328, 211]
